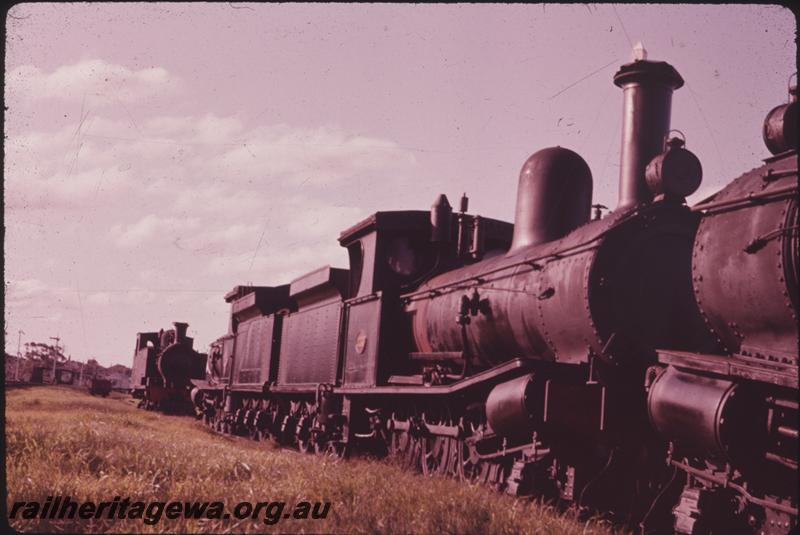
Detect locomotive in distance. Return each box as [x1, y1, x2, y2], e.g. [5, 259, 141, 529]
[133, 50, 797, 535]
[131, 322, 206, 412]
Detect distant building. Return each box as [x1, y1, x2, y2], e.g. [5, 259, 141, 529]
[5, 353, 131, 388]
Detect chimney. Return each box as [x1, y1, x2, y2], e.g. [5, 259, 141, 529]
[613, 49, 684, 209]
[173, 322, 188, 343]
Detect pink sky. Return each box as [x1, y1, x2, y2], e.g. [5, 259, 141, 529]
[4, 4, 796, 366]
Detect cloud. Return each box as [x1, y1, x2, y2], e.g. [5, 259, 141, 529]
[6, 60, 181, 105]
[210, 124, 417, 186]
[5, 110, 417, 214]
[110, 214, 202, 248]
[6, 279, 50, 303]
[177, 223, 262, 254]
[5, 279, 79, 318]
[205, 242, 348, 285]
[85, 292, 113, 306]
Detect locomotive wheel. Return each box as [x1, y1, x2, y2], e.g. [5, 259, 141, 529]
[421, 436, 451, 477]
[388, 427, 412, 462]
[455, 403, 493, 483]
[441, 436, 462, 478]
[405, 433, 427, 471]
[387, 410, 414, 464]
[486, 461, 507, 491]
[456, 437, 487, 483]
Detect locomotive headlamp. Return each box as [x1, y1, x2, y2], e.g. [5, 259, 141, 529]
[645, 136, 703, 200]
[763, 76, 797, 155]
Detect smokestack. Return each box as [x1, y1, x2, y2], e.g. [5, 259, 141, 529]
[613, 48, 684, 209]
[173, 322, 188, 343]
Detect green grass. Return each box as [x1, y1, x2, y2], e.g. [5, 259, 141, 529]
[5, 386, 626, 534]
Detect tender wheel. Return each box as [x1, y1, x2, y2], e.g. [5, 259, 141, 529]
[279, 415, 296, 447]
[249, 426, 263, 442]
[296, 414, 313, 453]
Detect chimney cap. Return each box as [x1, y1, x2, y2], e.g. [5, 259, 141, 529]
[613, 59, 684, 90]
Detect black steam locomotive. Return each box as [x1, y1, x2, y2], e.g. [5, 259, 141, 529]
[180, 55, 797, 534]
[131, 321, 207, 412]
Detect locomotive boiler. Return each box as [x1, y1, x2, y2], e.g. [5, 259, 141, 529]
[185, 52, 797, 535]
[131, 321, 207, 412]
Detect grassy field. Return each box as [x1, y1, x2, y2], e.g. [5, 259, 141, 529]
[4, 386, 625, 534]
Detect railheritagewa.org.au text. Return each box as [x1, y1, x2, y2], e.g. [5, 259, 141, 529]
[9, 496, 331, 525]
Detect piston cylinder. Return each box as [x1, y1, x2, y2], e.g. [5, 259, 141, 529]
[485, 374, 544, 442]
[647, 366, 766, 462]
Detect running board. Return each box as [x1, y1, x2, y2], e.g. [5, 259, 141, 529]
[335, 358, 531, 395]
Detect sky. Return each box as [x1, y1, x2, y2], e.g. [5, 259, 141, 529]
[4, 4, 796, 366]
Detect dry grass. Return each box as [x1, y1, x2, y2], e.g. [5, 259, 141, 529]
[5, 386, 626, 534]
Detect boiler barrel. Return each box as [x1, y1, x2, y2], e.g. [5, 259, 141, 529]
[158, 344, 195, 386]
[407, 203, 708, 367]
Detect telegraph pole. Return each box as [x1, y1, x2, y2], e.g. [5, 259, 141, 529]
[15, 330, 24, 382]
[49, 336, 60, 384]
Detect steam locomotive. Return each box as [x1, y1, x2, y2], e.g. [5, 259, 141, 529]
[160, 53, 796, 534]
[130, 321, 207, 412]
